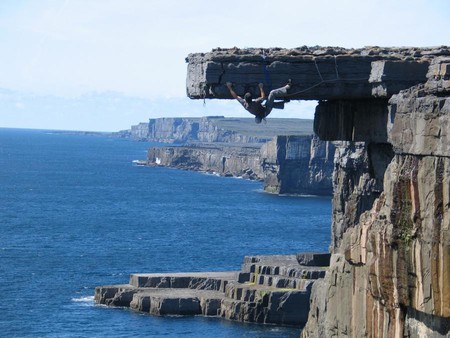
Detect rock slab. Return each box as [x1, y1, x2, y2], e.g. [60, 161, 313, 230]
[95, 254, 330, 327]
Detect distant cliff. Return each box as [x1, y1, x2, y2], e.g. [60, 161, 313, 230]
[148, 145, 262, 179]
[147, 135, 334, 195]
[136, 117, 334, 195]
[118, 116, 314, 145]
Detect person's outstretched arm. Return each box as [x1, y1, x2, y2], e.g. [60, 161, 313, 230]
[226, 82, 240, 100]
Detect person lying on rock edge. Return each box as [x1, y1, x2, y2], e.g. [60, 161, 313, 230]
[226, 80, 291, 124]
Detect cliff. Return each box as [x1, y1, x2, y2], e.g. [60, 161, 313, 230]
[186, 47, 450, 337]
[119, 116, 334, 195]
[122, 116, 313, 145]
[146, 125, 334, 195]
[261, 135, 334, 195]
[148, 144, 263, 180]
[304, 54, 450, 338]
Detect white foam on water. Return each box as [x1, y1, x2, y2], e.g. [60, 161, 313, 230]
[71, 296, 94, 303]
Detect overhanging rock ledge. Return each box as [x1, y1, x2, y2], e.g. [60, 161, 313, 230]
[187, 46, 450, 338]
[185, 46, 448, 101]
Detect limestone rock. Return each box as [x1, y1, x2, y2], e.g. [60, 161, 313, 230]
[94, 254, 329, 327]
[314, 99, 389, 143]
[148, 134, 335, 196]
[185, 45, 450, 337]
[389, 85, 450, 156]
[147, 145, 263, 180]
[296, 252, 331, 267]
[185, 47, 440, 101]
[261, 135, 334, 195]
[302, 55, 450, 337]
[331, 142, 394, 250]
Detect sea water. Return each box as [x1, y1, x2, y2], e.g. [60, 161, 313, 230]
[0, 128, 331, 337]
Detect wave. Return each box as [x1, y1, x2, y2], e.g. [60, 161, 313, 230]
[71, 295, 94, 303]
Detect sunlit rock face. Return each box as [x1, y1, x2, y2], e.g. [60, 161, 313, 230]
[185, 46, 437, 101]
[302, 55, 450, 338]
[186, 46, 450, 337]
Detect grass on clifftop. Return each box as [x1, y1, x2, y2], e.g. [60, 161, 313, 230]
[209, 117, 314, 138]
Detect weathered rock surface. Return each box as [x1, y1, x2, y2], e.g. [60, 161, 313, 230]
[331, 142, 394, 250]
[185, 46, 445, 101]
[118, 116, 333, 195]
[119, 116, 313, 145]
[147, 134, 335, 195]
[301, 52, 450, 337]
[95, 254, 329, 327]
[148, 144, 263, 180]
[185, 47, 450, 337]
[261, 135, 334, 195]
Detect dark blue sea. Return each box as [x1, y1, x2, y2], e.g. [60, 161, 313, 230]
[0, 128, 331, 338]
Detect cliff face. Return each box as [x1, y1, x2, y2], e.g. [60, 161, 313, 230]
[130, 116, 334, 195]
[302, 56, 450, 337]
[125, 117, 280, 144]
[147, 134, 334, 195]
[148, 118, 200, 143]
[148, 145, 263, 180]
[130, 122, 151, 141]
[186, 47, 450, 337]
[261, 135, 334, 195]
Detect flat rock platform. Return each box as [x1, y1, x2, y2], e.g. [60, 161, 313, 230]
[95, 253, 329, 327]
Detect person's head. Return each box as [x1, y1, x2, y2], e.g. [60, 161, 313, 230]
[254, 116, 262, 124]
[244, 92, 252, 104]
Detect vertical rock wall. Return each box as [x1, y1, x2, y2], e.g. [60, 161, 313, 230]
[183, 46, 450, 337]
[302, 57, 450, 337]
[148, 135, 335, 196]
[261, 135, 334, 195]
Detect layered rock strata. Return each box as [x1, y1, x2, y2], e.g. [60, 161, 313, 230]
[185, 47, 450, 337]
[147, 134, 334, 195]
[95, 254, 328, 326]
[119, 116, 334, 195]
[261, 135, 334, 195]
[186, 46, 436, 101]
[120, 116, 313, 145]
[303, 56, 450, 337]
[148, 144, 263, 180]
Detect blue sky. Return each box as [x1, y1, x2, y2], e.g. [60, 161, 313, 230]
[0, 0, 449, 131]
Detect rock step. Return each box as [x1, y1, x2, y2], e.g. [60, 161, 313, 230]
[129, 288, 224, 316]
[219, 288, 311, 326]
[94, 253, 330, 326]
[245, 273, 314, 290]
[94, 284, 137, 307]
[242, 254, 299, 266]
[96, 285, 225, 316]
[224, 281, 310, 302]
[240, 264, 326, 280]
[240, 254, 328, 280]
[129, 271, 237, 291]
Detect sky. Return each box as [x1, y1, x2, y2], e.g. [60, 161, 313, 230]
[0, 0, 449, 131]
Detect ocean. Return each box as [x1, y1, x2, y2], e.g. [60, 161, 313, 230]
[0, 128, 331, 337]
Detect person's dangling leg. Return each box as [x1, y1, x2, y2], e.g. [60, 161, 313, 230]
[264, 80, 291, 117]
